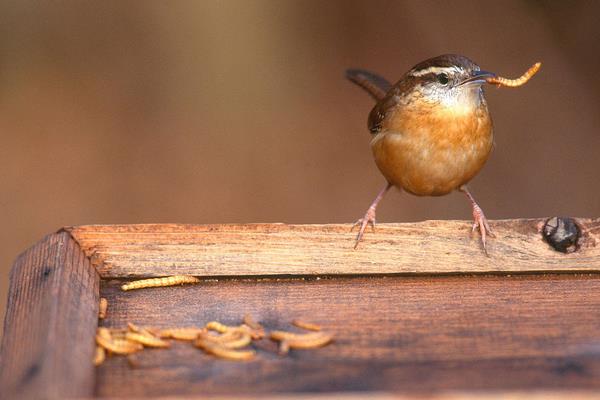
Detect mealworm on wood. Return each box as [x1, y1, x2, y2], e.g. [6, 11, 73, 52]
[97, 327, 112, 341]
[292, 319, 322, 331]
[487, 62, 541, 87]
[98, 298, 108, 319]
[270, 330, 327, 341]
[205, 321, 233, 333]
[197, 330, 252, 349]
[270, 330, 333, 354]
[125, 332, 171, 348]
[121, 275, 200, 291]
[159, 327, 205, 341]
[93, 346, 106, 366]
[284, 332, 333, 350]
[96, 334, 142, 355]
[127, 322, 140, 332]
[195, 339, 256, 361]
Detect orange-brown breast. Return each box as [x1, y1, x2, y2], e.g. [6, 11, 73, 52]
[370, 99, 493, 196]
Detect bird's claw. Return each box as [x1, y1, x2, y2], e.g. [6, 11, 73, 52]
[352, 207, 377, 249]
[471, 204, 495, 255]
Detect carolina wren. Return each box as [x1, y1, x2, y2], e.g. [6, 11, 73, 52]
[347, 54, 510, 253]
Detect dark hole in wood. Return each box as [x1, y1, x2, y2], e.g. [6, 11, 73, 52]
[542, 217, 581, 253]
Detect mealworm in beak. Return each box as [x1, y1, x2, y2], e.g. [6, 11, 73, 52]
[487, 62, 541, 87]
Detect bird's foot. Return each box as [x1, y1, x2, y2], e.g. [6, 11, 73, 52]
[351, 206, 377, 249]
[471, 203, 495, 255]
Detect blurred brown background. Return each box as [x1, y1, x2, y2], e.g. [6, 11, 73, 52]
[1, 0, 599, 330]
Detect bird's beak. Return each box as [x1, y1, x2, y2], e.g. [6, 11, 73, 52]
[459, 70, 496, 86]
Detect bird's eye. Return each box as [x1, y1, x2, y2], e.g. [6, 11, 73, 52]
[437, 73, 449, 85]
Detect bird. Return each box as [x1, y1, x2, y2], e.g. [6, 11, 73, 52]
[347, 54, 506, 253]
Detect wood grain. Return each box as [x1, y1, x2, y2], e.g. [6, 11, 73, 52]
[0, 232, 99, 399]
[66, 219, 600, 278]
[96, 274, 600, 397]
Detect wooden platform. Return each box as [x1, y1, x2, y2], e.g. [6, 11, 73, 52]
[1, 219, 600, 399]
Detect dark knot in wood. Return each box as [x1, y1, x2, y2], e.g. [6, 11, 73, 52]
[542, 217, 581, 253]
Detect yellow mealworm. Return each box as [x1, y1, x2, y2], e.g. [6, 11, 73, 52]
[125, 332, 171, 348]
[93, 346, 106, 366]
[270, 330, 326, 341]
[97, 327, 112, 341]
[195, 340, 256, 361]
[159, 328, 205, 341]
[284, 332, 333, 350]
[197, 330, 252, 349]
[98, 298, 108, 319]
[487, 62, 541, 87]
[96, 335, 142, 355]
[270, 331, 333, 352]
[292, 319, 322, 331]
[121, 275, 200, 291]
[127, 322, 140, 332]
[205, 321, 233, 333]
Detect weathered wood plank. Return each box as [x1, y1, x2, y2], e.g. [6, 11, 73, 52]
[96, 274, 600, 397]
[66, 219, 600, 278]
[0, 232, 100, 399]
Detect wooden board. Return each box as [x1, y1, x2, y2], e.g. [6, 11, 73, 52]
[2, 221, 600, 399]
[0, 232, 100, 399]
[66, 219, 600, 278]
[96, 274, 600, 397]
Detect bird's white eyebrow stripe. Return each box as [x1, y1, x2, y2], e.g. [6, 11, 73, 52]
[409, 66, 458, 77]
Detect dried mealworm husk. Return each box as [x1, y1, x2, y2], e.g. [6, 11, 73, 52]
[98, 298, 108, 319]
[121, 275, 200, 291]
[242, 315, 265, 339]
[159, 328, 205, 341]
[195, 339, 256, 361]
[93, 346, 106, 366]
[125, 332, 171, 348]
[292, 319, 322, 331]
[243, 315, 263, 331]
[96, 335, 142, 355]
[487, 62, 541, 87]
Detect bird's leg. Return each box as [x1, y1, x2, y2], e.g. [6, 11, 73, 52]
[352, 183, 392, 249]
[460, 185, 495, 254]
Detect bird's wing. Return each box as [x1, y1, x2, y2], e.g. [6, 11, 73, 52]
[345, 69, 392, 101]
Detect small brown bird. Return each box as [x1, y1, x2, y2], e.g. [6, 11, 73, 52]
[347, 54, 534, 252]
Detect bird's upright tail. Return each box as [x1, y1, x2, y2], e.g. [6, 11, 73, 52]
[345, 69, 392, 101]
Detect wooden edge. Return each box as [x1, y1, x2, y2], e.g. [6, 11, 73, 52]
[0, 232, 100, 399]
[86, 391, 600, 399]
[64, 219, 600, 278]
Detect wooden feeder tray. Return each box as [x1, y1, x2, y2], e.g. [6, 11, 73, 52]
[2, 219, 600, 399]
